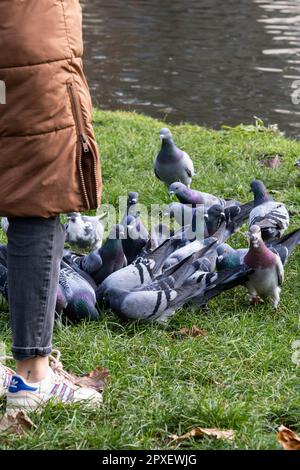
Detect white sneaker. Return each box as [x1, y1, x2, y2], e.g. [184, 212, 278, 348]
[0, 357, 14, 398]
[6, 367, 102, 412]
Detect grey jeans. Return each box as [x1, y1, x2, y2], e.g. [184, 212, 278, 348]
[7, 216, 65, 361]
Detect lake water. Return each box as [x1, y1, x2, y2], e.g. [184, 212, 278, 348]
[81, 0, 300, 137]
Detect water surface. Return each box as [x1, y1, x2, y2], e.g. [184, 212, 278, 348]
[81, 0, 300, 137]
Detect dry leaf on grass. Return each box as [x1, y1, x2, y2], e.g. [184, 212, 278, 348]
[73, 367, 110, 392]
[168, 427, 235, 444]
[171, 325, 208, 340]
[277, 425, 300, 450]
[259, 153, 282, 169]
[0, 411, 36, 436]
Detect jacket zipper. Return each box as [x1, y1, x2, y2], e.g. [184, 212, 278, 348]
[67, 82, 91, 208]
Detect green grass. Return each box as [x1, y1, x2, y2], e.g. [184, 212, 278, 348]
[1, 110, 300, 450]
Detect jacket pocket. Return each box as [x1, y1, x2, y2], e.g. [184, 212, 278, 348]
[67, 81, 99, 210]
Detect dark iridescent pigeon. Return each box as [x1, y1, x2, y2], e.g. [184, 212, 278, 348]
[92, 224, 127, 285]
[154, 128, 195, 187]
[243, 225, 284, 308]
[169, 182, 240, 210]
[249, 180, 289, 242]
[122, 215, 148, 265]
[58, 260, 99, 322]
[65, 212, 105, 250]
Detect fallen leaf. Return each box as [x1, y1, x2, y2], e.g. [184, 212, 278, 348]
[277, 425, 300, 450]
[0, 411, 36, 436]
[168, 427, 235, 444]
[73, 367, 110, 392]
[171, 325, 208, 339]
[259, 153, 282, 169]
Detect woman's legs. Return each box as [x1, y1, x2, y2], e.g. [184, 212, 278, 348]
[7, 216, 65, 382]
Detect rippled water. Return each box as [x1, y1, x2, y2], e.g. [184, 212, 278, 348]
[82, 0, 300, 137]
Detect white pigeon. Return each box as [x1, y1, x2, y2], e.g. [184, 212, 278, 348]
[65, 212, 105, 250]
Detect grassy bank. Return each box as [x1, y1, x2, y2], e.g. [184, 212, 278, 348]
[1, 110, 300, 449]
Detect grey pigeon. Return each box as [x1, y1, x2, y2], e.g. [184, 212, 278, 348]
[169, 182, 241, 209]
[92, 224, 127, 285]
[243, 225, 284, 308]
[103, 243, 221, 323]
[249, 180, 289, 242]
[58, 260, 99, 322]
[65, 212, 105, 250]
[96, 234, 186, 301]
[63, 248, 103, 276]
[154, 128, 195, 187]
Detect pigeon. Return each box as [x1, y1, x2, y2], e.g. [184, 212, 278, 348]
[65, 212, 105, 250]
[243, 225, 284, 308]
[249, 180, 289, 242]
[204, 205, 226, 237]
[169, 182, 226, 209]
[169, 182, 241, 209]
[1, 217, 9, 234]
[121, 191, 140, 226]
[91, 224, 127, 285]
[96, 234, 187, 301]
[63, 248, 103, 276]
[103, 243, 222, 323]
[122, 215, 148, 264]
[154, 128, 195, 187]
[58, 260, 99, 322]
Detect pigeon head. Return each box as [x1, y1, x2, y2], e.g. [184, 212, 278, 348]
[66, 212, 80, 223]
[159, 128, 173, 141]
[249, 225, 262, 248]
[127, 192, 139, 206]
[250, 180, 272, 205]
[294, 159, 300, 167]
[207, 204, 226, 221]
[104, 288, 128, 312]
[169, 182, 188, 197]
[216, 243, 235, 256]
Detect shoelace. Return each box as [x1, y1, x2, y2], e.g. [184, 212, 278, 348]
[49, 349, 77, 389]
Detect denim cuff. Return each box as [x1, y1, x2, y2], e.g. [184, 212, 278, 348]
[11, 345, 52, 361]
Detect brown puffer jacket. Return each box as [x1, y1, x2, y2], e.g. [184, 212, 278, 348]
[0, 0, 102, 218]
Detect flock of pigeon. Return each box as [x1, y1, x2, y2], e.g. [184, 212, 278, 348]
[0, 127, 299, 324]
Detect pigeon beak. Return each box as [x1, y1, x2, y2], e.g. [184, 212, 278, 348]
[159, 134, 164, 140]
[220, 212, 226, 221]
[131, 199, 137, 204]
[169, 191, 175, 196]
